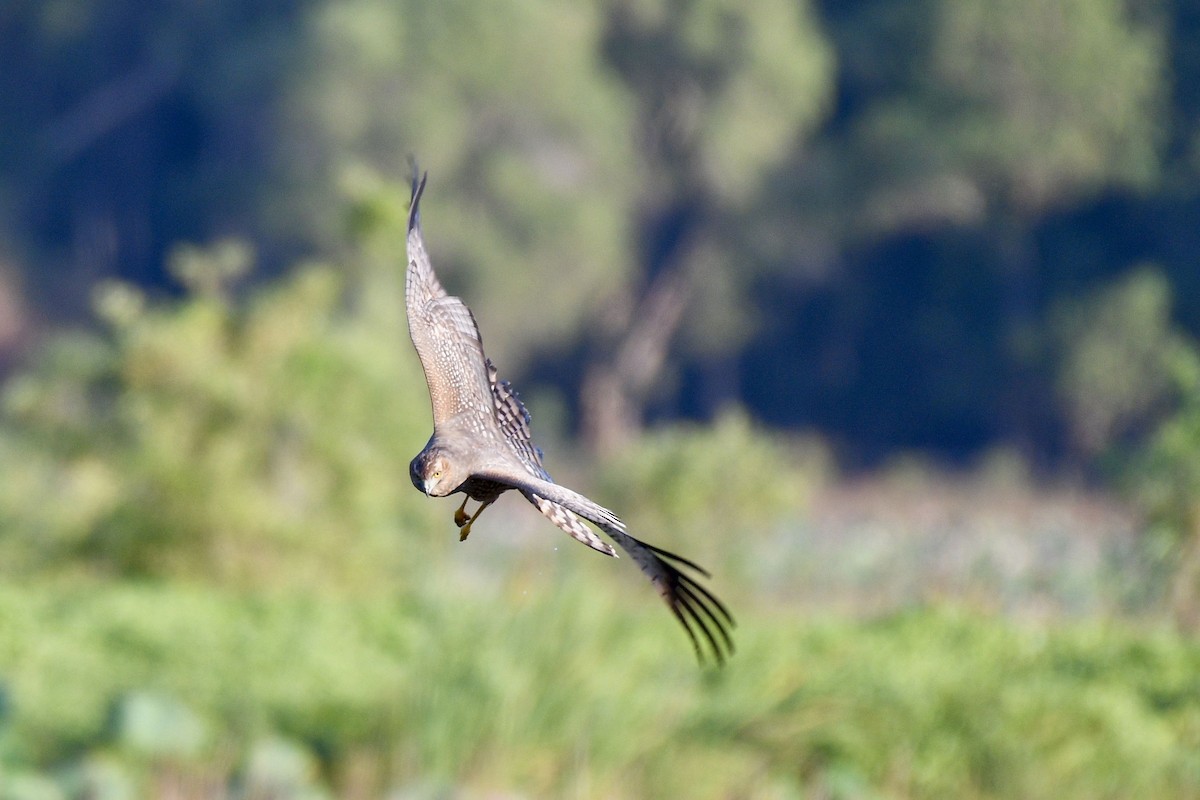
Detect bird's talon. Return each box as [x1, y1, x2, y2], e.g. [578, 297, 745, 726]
[454, 497, 470, 527]
[455, 498, 492, 541]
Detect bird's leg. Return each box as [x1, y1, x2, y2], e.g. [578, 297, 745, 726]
[453, 496, 471, 528]
[458, 499, 494, 542]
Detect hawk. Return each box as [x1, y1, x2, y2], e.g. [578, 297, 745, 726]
[404, 168, 734, 665]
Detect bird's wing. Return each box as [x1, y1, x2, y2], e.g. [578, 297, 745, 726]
[602, 527, 736, 666]
[476, 468, 736, 665]
[486, 358, 549, 477]
[522, 490, 616, 557]
[406, 171, 495, 428]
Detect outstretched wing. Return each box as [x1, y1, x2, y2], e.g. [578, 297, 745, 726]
[522, 490, 616, 557]
[602, 527, 736, 667]
[406, 171, 495, 429]
[486, 358, 548, 478]
[477, 469, 736, 665]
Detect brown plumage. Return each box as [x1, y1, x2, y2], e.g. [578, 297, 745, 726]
[405, 168, 734, 665]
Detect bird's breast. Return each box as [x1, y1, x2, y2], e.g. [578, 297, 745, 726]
[459, 476, 510, 503]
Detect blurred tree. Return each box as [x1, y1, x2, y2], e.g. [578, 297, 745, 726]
[1132, 321, 1200, 631]
[1053, 266, 1188, 461]
[0, 0, 311, 318]
[803, 0, 1162, 233]
[1163, 0, 1200, 179]
[744, 0, 1166, 460]
[1, 0, 1194, 471]
[0, 240, 439, 588]
[583, 0, 834, 452]
[281, 0, 834, 454]
[1051, 266, 1200, 635]
[279, 0, 638, 361]
[899, 0, 1162, 455]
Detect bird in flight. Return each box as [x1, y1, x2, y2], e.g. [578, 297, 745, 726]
[404, 167, 734, 665]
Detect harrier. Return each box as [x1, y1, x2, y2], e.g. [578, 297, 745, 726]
[405, 168, 734, 664]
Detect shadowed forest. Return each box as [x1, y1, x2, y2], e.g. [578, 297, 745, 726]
[4, 0, 1200, 797]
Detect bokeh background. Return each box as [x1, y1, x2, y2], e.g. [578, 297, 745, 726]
[3, 0, 1200, 797]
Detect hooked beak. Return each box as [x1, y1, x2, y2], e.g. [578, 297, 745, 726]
[423, 478, 434, 496]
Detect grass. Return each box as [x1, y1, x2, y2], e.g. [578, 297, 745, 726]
[0, 370, 1191, 798]
[1, 564, 1199, 799]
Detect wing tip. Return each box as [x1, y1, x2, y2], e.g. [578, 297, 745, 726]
[407, 156, 427, 233]
[650, 545, 736, 667]
[612, 530, 736, 667]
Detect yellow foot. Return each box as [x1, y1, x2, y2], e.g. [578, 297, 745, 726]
[455, 498, 493, 543]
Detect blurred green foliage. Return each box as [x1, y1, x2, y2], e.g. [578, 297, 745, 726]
[598, 410, 827, 571]
[1131, 328, 1200, 630]
[1048, 266, 1200, 629]
[930, 0, 1162, 209]
[284, 0, 638, 360]
[0, 585, 1198, 798]
[0, 242, 437, 588]
[0, 220, 1189, 798]
[3, 1, 1200, 797]
[1053, 266, 1192, 459]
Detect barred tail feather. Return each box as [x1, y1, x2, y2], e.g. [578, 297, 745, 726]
[604, 528, 736, 666]
[482, 469, 735, 665]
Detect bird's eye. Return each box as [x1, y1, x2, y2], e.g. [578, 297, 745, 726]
[431, 470, 442, 479]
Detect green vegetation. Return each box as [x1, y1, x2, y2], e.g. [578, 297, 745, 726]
[0, 244, 436, 590]
[1, 584, 1199, 799]
[0, 242, 1192, 798]
[5, 1, 1200, 797]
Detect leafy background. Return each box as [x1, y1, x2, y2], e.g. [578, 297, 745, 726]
[3, 0, 1200, 797]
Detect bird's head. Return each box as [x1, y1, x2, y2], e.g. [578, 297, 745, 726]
[410, 448, 461, 497]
